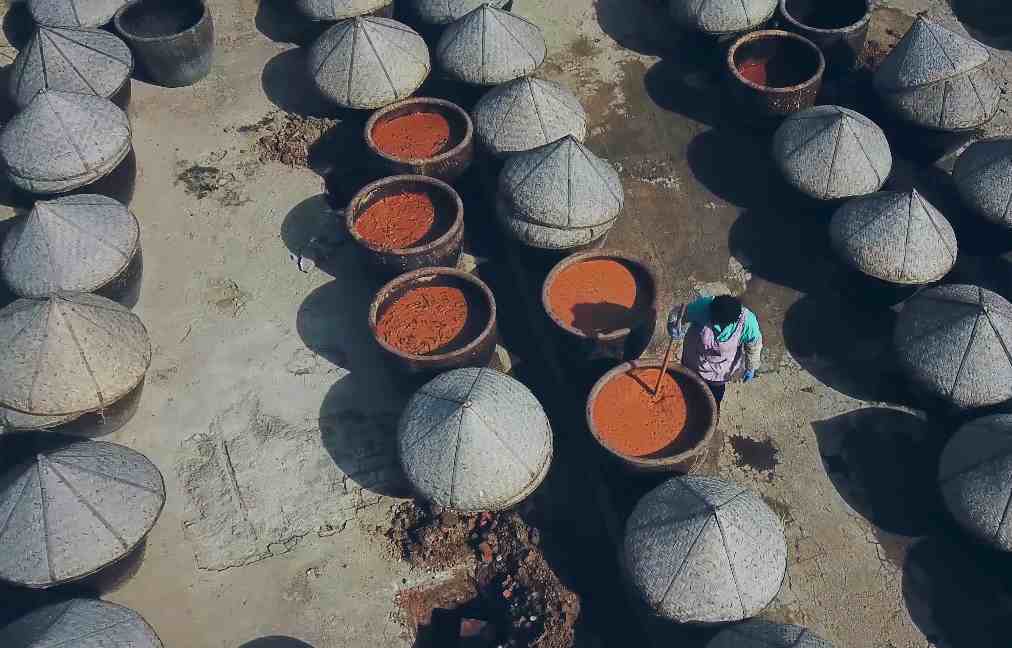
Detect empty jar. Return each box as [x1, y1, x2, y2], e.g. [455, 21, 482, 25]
[114, 0, 215, 87]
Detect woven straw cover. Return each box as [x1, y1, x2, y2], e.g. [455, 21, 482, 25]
[472, 77, 587, 157]
[670, 0, 777, 35]
[435, 5, 546, 86]
[0, 434, 165, 588]
[2, 194, 140, 298]
[308, 17, 430, 110]
[0, 90, 131, 195]
[9, 26, 133, 110]
[829, 190, 956, 285]
[28, 0, 129, 28]
[708, 620, 833, 647]
[408, 0, 510, 25]
[772, 105, 892, 201]
[895, 284, 1012, 409]
[624, 476, 787, 624]
[0, 407, 78, 433]
[296, 0, 391, 21]
[496, 135, 624, 249]
[939, 414, 1012, 551]
[0, 293, 152, 417]
[874, 17, 999, 131]
[952, 137, 1012, 228]
[0, 598, 163, 646]
[398, 367, 553, 513]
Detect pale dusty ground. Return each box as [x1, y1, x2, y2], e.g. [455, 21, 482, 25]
[1, 0, 1010, 646]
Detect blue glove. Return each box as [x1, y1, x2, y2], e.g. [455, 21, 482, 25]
[743, 369, 756, 383]
[668, 324, 686, 340]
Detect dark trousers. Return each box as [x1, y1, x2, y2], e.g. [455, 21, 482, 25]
[706, 381, 726, 404]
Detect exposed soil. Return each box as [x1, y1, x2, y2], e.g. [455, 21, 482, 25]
[252, 112, 338, 167]
[376, 286, 474, 356]
[546, 258, 648, 335]
[592, 367, 688, 457]
[388, 501, 580, 648]
[372, 112, 453, 160]
[354, 191, 438, 250]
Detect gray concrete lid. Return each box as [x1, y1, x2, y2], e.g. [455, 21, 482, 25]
[0, 598, 163, 646]
[829, 190, 957, 285]
[0, 433, 165, 588]
[308, 17, 431, 110]
[408, 0, 510, 25]
[9, 26, 133, 110]
[0, 293, 152, 417]
[772, 105, 892, 200]
[952, 137, 1012, 227]
[623, 476, 787, 624]
[707, 620, 833, 647]
[875, 17, 990, 91]
[472, 77, 587, 157]
[939, 414, 1012, 551]
[497, 135, 624, 231]
[895, 284, 1012, 409]
[2, 194, 140, 298]
[0, 407, 78, 432]
[0, 90, 131, 195]
[28, 0, 129, 27]
[295, 0, 391, 21]
[670, 0, 777, 35]
[435, 5, 546, 86]
[398, 367, 553, 513]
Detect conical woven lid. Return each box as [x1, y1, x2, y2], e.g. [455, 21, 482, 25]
[308, 17, 430, 110]
[9, 26, 133, 110]
[623, 476, 787, 624]
[408, 0, 510, 25]
[472, 77, 587, 157]
[670, 0, 777, 35]
[772, 106, 892, 200]
[0, 598, 162, 646]
[0, 434, 165, 588]
[498, 135, 623, 228]
[435, 5, 546, 86]
[895, 284, 1012, 409]
[0, 293, 151, 416]
[829, 190, 957, 284]
[875, 17, 990, 91]
[707, 620, 833, 648]
[296, 0, 391, 21]
[2, 194, 140, 298]
[28, 0, 129, 28]
[0, 407, 78, 432]
[398, 367, 553, 513]
[939, 414, 1012, 551]
[0, 90, 131, 195]
[953, 137, 1012, 228]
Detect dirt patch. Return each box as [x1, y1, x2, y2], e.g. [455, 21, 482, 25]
[250, 111, 338, 167]
[388, 501, 580, 648]
[177, 164, 223, 199]
[730, 435, 779, 475]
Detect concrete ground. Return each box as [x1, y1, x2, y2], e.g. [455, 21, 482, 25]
[1, 0, 1011, 646]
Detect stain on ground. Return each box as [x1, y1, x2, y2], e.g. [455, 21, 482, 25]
[730, 435, 779, 475]
[177, 164, 222, 199]
[762, 495, 794, 528]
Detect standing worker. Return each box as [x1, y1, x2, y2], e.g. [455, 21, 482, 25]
[668, 295, 762, 405]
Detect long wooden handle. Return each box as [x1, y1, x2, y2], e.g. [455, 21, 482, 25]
[653, 338, 675, 398]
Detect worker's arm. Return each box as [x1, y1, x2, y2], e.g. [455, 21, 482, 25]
[741, 309, 763, 373]
[668, 297, 712, 337]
